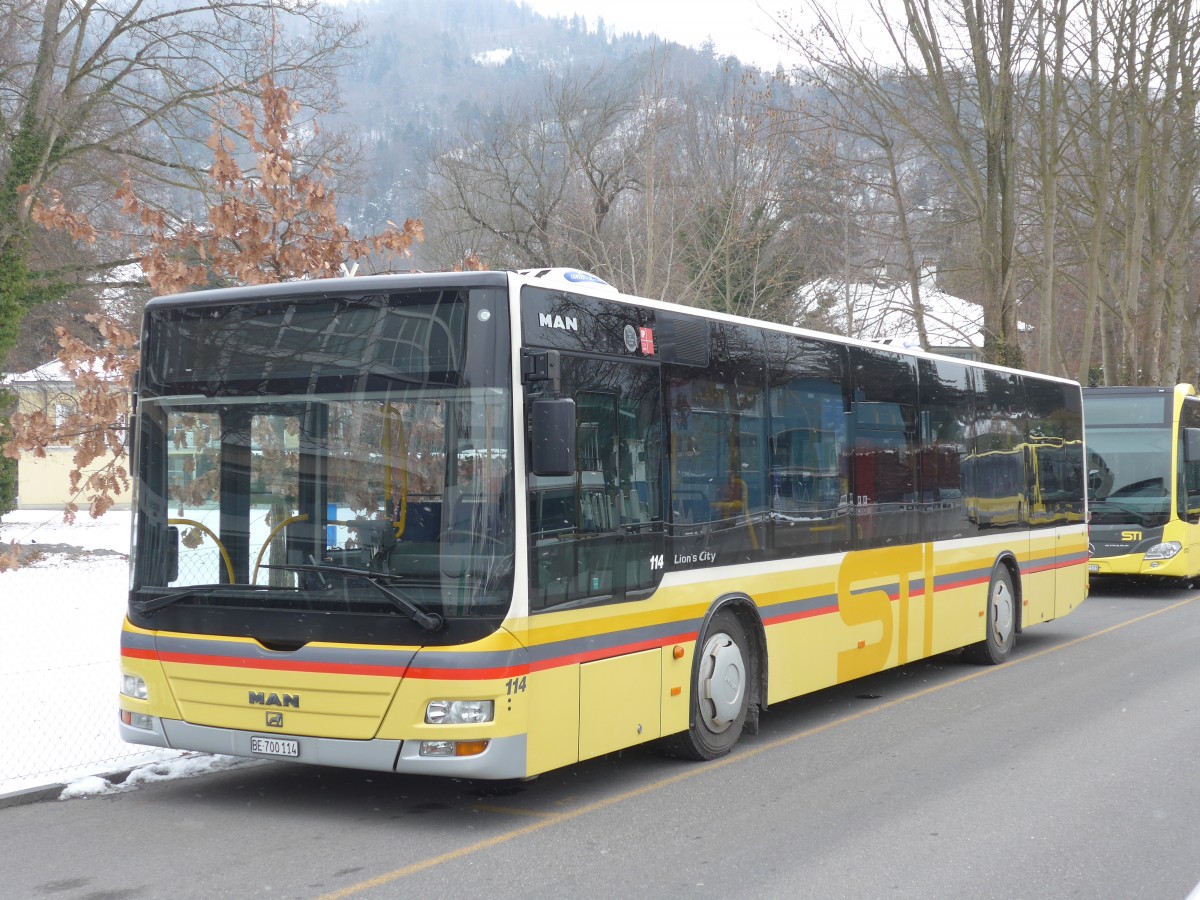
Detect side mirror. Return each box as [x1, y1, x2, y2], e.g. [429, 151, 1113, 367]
[531, 398, 576, 476]
[1185, 427, 1200, 464]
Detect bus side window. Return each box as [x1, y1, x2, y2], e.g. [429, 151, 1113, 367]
[849, 346, 919, 548]
[1181, 419, 1200, 522]
[665, 322, 768, 565]
[765, 332, 850, 559]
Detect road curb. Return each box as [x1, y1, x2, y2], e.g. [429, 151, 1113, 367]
[0, 767, 133, 810]
[0, 783, 67, 809]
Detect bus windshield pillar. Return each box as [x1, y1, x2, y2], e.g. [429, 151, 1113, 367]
[219, 411, 253, 583]
[296, 402, 330, 568]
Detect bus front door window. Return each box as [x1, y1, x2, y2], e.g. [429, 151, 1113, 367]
[528, 358, 663, 611]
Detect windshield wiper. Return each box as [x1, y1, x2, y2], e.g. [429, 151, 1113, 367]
[262, 563, 444, 631]
[1089, 499, 1156, 527]
[134, 586, 224, 615]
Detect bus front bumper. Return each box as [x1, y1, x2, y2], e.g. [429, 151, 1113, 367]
[119, 717, 529, 780]
[1088, 549, 1188, 578]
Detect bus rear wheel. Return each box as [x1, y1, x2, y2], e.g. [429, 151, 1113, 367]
[964, 563, 1016, 665]
[665, 608, 750, 760]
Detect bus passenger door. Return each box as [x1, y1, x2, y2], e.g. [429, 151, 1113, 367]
[526, 356, 666, 762]
[1178, 411, 1200, 580]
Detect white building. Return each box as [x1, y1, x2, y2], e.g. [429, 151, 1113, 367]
[795, 268, 1027, 361]
[2, 359, 131, 510]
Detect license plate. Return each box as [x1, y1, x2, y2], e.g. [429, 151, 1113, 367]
[250, 735, 299, 757]
[1088, 563, 1099, 573]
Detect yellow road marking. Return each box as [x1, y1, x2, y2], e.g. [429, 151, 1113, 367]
[468, 803, 555, 817]
[318, 594, 1200, 899]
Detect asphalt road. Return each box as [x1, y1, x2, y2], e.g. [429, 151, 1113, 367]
[4, 579, 1199, 900]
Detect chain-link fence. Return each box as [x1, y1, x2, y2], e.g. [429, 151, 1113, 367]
[2, 657, 166, 795]
[0, 505, 309, 796]
[1, 548, 168, 796]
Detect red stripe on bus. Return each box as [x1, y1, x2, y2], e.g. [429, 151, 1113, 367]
[122, 632, 699, 681]
[934, 575, 991, 592]
[122, 647, 410, 678]
[1024, 557, 1087, 576]
[519, 632, 700, 674]
[121, 562, 1087, 681]
[761, 604, 837, 626]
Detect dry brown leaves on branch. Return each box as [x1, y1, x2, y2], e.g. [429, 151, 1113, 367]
[0, 543, 21, 573]
[9, 73, 425, 548]
[3, 314, 137, 522]
[29, 188, 98, 246]
[117, 75, 422, 296]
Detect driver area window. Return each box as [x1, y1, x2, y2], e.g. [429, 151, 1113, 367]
[528, 358, 663, 611]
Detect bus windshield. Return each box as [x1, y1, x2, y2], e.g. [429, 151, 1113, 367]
[128, 285, 514, 644]
[1085, 426, 1172, 527]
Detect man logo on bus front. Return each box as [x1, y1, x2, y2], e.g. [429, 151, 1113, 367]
[266, 712, 283, 728]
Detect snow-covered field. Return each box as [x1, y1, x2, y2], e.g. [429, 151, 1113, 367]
[0, 510, 251, 799]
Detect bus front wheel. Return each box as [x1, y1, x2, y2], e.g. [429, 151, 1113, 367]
[665, 608, 750, 760]
[964, 564, 1017, 665]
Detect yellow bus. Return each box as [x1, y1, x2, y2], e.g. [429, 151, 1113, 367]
[1084, 383, 1200, 581]
[119, 269, 1089, 778]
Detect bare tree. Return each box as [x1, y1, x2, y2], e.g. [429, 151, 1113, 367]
[419, 55, 827, 316]
[670, 71, 827, 321]
[419, 59, 662, 274]
[1048, 0, 1200, 384]
[420, 96, 572, 270]
[783, 0, 1200, 381]
[1027, 0, 1070, 375]
[5, 76, 421, 526]
[0, 0, 360, 367]
[785, 0, 1031, 366]
[786, 56, 948, 348]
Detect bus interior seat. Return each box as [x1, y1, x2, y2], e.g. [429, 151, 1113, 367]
[398, 500, 441, 541]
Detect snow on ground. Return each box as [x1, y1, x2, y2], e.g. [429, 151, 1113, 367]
[0, 509, 252, 800]
[57, 754, 265, 800]
[2, 506, 134, 551]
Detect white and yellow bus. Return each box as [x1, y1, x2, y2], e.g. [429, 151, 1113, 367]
[1084, 383, 1200, 581]
[119, 269, 1089, 778]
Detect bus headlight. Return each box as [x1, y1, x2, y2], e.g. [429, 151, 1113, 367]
[121, 673, 148, 700]
[425, 699, 494, 724]
[1144, 541, 1182, 560]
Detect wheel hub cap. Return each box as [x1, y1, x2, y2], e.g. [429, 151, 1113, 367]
[993, 580, 1014, 642]
[699, 634, 746, 732]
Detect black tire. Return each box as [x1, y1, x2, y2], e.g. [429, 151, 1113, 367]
[963, 563, 1017, 665]
[664, 608, 750, 760]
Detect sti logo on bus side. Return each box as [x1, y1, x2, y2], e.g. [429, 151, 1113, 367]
[539, 313, 578, 332]
[248, 691, 300, 708]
